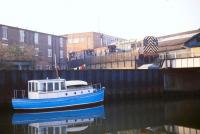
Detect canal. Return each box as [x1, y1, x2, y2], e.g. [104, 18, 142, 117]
[0, 97, 200, 134]
[0, 69, 200, 134]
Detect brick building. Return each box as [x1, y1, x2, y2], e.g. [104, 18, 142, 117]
[0, 24, 67, 70]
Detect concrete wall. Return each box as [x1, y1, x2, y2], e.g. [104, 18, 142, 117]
[163, 57, 200, 68]
[161, 47, 200, 68]
[163, 68, 200, 92]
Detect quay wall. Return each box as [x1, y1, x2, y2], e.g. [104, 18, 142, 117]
[163, 68, 200, 92]
[0, 69, 163, 107]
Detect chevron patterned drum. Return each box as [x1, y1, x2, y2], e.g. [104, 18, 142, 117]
[143, 36, 158, 55]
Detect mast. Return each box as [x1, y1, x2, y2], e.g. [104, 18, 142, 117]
[54, 54, 59, 78]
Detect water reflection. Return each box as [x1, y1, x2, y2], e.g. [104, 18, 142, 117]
[12, 105, 105, 134]
[118, 125, 200, 134]
[4, 99, 200, 134]
[102, 99, 200, 134]
[164, 125, 200, 134]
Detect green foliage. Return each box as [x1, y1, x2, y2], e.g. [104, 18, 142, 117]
[0, 43, 34, 61]
[0, 42, 35, 69]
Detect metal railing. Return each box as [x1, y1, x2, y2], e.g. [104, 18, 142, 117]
[13, 90, 26, 99]
[159, 52, 200, 60]
[162, 57, 200, 68]
[92, 83, 102, 90]
[159, 51, 200, 68]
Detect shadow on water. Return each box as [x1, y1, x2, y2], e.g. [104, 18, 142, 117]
[0, 98, 200, 134]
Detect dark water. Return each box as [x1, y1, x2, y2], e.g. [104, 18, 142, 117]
[0, 98, 200, 134]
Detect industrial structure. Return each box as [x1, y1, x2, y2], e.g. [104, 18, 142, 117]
[0, 23, 199, 70]
[66, 29, 200, 69]
[64, 32, 125, 60]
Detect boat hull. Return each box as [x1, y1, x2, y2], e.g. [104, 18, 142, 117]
[12, 89, 104, 110]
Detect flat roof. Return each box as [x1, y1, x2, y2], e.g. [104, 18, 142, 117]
[0, 24, 66, 38]
[28, 79, 65, 83]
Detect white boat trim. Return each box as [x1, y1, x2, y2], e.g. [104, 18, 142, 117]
[66, 80, 88, 87]
[14, 105, 104, 115]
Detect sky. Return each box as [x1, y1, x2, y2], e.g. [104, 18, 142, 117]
[0, 0, 199, 39]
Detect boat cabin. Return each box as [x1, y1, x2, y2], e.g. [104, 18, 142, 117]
[28, 79, 66, 99]
[65, 80, 88, 87]
[27, 79, 95, 99]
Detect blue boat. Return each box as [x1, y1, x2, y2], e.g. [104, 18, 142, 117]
[12, 78, 105, 110]
[12, 105, 105, 133]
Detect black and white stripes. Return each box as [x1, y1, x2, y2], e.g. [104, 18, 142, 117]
[143, 36, 158, 54]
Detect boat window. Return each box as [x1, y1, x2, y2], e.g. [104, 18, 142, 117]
[55, 82, 59, 90]
[35, 83, 38, 92]
[31, 82, 38, 92]
[47, 82, 53, 91]
[40, 83, 46, 92]
[61, 82, 65, 90]
[28, 82, 31, 92]
[31, 82, 34, 92]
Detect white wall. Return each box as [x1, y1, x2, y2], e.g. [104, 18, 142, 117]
[162, 57, 200, 68]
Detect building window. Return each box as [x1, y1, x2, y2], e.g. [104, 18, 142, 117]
[60, 37, 63, 48]
[73, 38, 79, 44]
[68, 39, 72, 44]
[20, 46, 24, 51]
[48, 49, 52, 57]
[19, 30, 25, 42]
[34, 33, 39, 44]
[60, 50, 63, 58]
[35, 48, 39, 56]
[48, 35, 52, 46]
[2, 26, 8, 40]
[80, 37, 85, 42]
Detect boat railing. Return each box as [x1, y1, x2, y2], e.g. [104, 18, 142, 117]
[92, 83, 102, 91]
[13, 90, 26, 99]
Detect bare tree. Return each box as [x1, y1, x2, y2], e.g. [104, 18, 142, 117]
[0, 42, 35, 69]
[0, 42, 8, 61]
